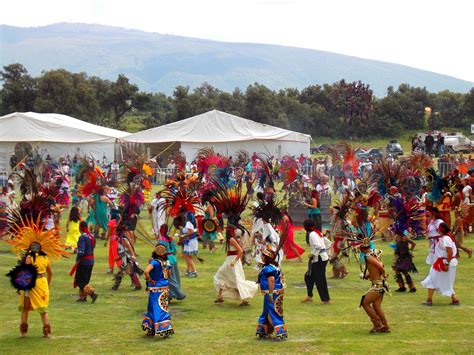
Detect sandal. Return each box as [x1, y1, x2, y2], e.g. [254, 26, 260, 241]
[214, 298, 224, 303]
[450, 300, 460, 306]
[422, 300, 433, 306]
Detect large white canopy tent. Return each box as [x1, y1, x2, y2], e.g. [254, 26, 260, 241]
[123, 110, 311, 162]
[0, 112, 130, 172]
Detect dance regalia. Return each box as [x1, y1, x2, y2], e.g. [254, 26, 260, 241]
[158, 236, 186, 300]
[256, 264, 288, 339]
[86, 194, 109, 232]
[213, 244, 258, 301]
[393, 240, 417, 274]
[18, 255, 50, 313]
[142, 258, 174, 337]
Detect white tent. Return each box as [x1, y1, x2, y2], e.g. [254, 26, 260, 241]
[123, 110, 311, 160]
[0, 112, 130, 171]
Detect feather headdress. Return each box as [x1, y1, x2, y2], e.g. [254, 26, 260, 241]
[252, 198, 283, 225]
[279, 155, 299, 188]
[209, 177, 254, 225]
[159, 186, 201, 217]
[371, 160, 404, 197]
[389, 196, 425, 237]
[7, 216, 67, 260]
[342, 142, 359, 176]
[9, 168, 58, 229]
[408, 153, 433, 173]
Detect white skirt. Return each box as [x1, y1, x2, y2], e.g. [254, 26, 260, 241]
[214, 256, 258, 301]
[421, 261, 457, 297]
[183, 238, 198, 255]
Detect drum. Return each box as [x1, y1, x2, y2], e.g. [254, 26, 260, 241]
[202, 218, 217, 233]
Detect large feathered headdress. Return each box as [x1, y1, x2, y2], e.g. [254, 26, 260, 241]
[159, 186, 201, 217]
[209, 177, 254, 226]
[252, 198, 283, 225]
[8, 169, 58, 229]
[279, 155, 299, 188]
[7, 216, 67, 260]
[390, 196, 425, 237]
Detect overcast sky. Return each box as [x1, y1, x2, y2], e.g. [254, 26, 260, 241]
[1, 0, 473, 82]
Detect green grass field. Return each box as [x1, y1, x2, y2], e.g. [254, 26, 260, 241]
[1, 209, 473, 354]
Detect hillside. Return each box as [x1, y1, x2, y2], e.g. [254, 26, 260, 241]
[1, 23, 473, 96]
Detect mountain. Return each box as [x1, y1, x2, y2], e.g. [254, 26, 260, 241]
[1, 23, 473, 97]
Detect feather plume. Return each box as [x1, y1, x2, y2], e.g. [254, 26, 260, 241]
[279, 155, 299, 188]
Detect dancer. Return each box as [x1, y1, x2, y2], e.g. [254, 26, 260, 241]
[175, 213, 199, 277]
[452, 207, 473, 258]
[104, 217, 121, 274]
[112, 224, 142, 290]
[425, 207, 444, 265]
[304, 190, 322, 232]
[421, 222, 460, 306]
[214, 225, 258, 306]
[65, 206, 81, 252]
[150, 192, 166, 237]
[359, 241, 390, 333]
[392, 232, 417, 292]
[142, 243, 174, 338]
[255, 247, 288, 340]
[201, 192, 218, 253]
[72, 221, 99, 302]
[7, 223, 66, 338]
[86, 188, 113, 239]
[280, 207, 304, 262]
[159, 224, 186, 301]
[302, 219, 331, 304]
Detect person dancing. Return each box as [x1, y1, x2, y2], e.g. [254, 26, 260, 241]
[142, 243, 174, 338]
[214, 225, 258, 306]
[255, 247, 288, 340]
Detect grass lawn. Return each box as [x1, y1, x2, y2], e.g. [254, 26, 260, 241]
[1, 217, 473, 354]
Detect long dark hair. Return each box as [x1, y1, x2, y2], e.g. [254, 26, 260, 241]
[68, 206, 81, 223]
[225, 225, 236, 252]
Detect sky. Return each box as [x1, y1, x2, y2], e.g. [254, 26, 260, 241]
[1, 0, 473, 82]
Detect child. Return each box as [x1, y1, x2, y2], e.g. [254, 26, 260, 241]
[104, 217, 120, 274]
[65, 206, 81, 252]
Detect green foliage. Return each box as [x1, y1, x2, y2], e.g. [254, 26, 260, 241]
[1, 63, 474, 139]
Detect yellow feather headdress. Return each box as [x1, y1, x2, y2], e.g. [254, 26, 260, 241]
[7, 216, 68, 261]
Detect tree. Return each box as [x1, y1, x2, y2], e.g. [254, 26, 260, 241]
[0, 63, 37, 114]
[107, 74, 139, 127]
[330, 80, 374, 136]
[244, 83, 288, 128]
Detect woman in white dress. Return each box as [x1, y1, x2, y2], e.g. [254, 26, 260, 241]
[425, 207, 444, 265]
[214, 226, 258, 306]
[421, 222, 460, 306]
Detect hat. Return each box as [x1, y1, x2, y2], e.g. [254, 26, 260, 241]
[262, 246, 277, 259]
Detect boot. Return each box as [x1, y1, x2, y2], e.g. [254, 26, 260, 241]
[43, 324, 51, 338]
[369, 317, 382, 333]
[112, 274, 123, 290]
[90, 292, 99, 303]
[377, 317, 391, 333]
[408, 281, 416, 293]
[20, 323, 28, 337]
[130, 273, 142, 290]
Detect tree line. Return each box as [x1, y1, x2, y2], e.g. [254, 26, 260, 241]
[1, 63, 474, 138]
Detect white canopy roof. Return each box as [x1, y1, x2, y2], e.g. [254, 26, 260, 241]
[0, 112, 129, 143]
[123, 110, 311, 144]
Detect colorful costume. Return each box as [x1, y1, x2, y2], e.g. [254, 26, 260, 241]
[392, 238, 417, 292]
[142, 258, 174, 337]
[159, 234, 186, 300]
[18, 255, 50, 313]
[72, 230, 98, 301]
[256, 263, 288, 340]
[86, 194, 109, 232]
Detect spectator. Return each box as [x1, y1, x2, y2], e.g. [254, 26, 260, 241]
[9, 153, 18, 170]
[437, 133, 445, 156]
[425, 133, 435, 156]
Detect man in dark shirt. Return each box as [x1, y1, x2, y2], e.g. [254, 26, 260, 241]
[73, 221, 98, 302]
[9, 153, 18, 170]
[424, 134, 435, 156]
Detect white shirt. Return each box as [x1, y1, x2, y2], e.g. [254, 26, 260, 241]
[435, 235, 458, 267]
[309, 230, 329, 262]
[462, 185, 472, 204]
[316, 183, 332, 195]
[427, 219, 443, 238]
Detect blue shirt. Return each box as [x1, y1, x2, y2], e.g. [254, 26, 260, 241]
[147, 259, 169, 288]
[258, 264, 283, 292]
[77, 232, 95, 265]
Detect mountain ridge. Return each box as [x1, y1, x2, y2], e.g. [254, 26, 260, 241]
[1, 22, 473, 97]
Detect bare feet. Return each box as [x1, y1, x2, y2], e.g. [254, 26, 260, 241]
[301, 296, 313, 303]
